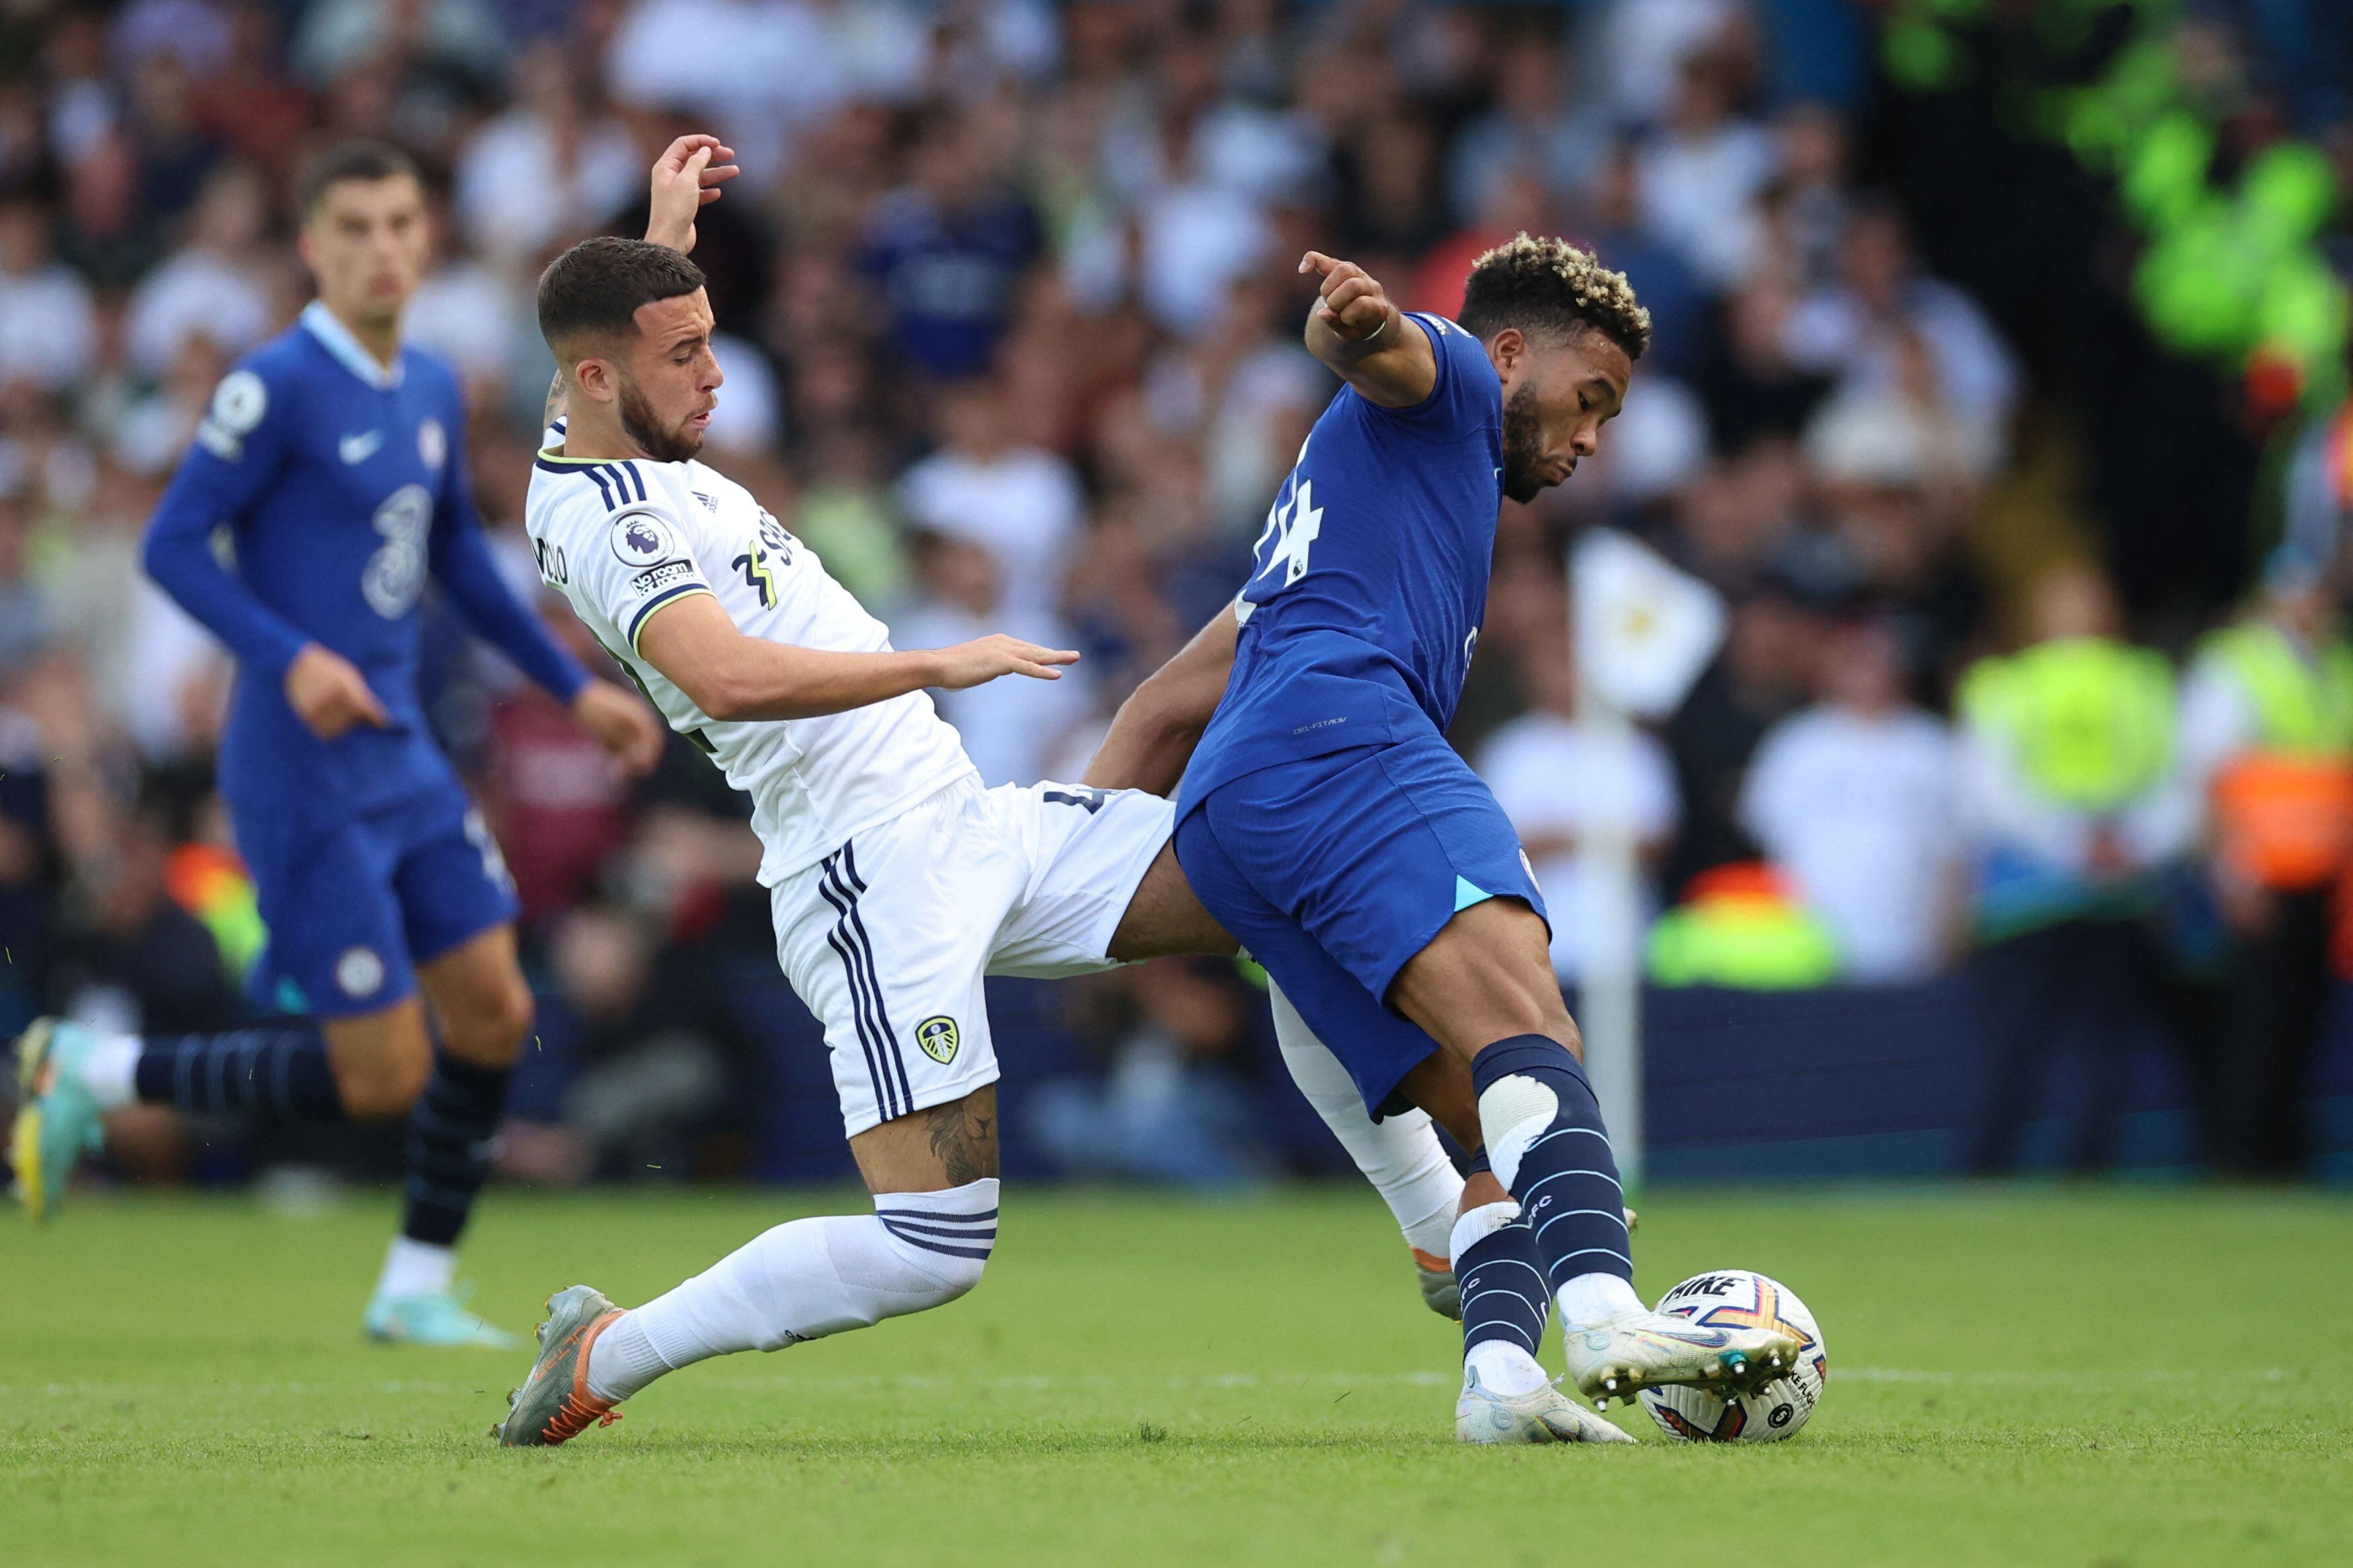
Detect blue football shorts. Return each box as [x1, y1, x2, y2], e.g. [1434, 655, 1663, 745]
[1175, 728, 1547, 1115]
[231, 784, 520, 1018]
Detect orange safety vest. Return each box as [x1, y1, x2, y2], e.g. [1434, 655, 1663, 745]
[2200, 621, 2353, 891]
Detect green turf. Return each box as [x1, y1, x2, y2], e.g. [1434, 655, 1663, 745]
[3, 1183, 2347, 1566]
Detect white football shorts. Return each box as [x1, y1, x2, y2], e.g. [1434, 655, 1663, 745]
[770, 775, 1175, 1137]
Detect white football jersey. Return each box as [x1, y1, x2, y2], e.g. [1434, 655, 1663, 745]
[523, 427, 976, 884]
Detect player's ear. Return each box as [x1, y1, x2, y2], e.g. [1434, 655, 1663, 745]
[572, 355, 615, 404]
[1487, 326, 1526, 383]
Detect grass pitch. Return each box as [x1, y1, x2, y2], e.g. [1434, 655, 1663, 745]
[3, 1183, 2347, 1567]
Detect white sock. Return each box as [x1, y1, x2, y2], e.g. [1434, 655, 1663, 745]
[1465, 1338, 1553, 1398]
[1447, 1199, 1520, 1263]
[377, 1237, 456, 1300]
[587, 1177, 1001, 1404]
[76, 1033, 141, 1110]
[1555, 1271, 1645, 1329]
[1271, 983, 1464, 1259]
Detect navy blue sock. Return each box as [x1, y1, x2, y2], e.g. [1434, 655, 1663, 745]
[132, 1026, 344, 1121]
[1470, 1035, 1633, 1295]
[1458, 1216, 1551, 1363]
[401, 1053, 511, 1248]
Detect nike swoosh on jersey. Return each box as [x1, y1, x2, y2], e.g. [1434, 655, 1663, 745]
[340, 430, 384, 465]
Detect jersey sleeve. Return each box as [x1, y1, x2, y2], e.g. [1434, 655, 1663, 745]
[140, 359, 314, 680]
[428, 408, 592, 704]
[564, 492, 718, 657]
[1358, 313, 1496, 441]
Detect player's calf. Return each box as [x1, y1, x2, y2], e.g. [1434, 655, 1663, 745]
[496, 1178, 1001, 1441]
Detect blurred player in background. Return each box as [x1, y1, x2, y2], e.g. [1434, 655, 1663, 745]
[1087, 241, 1804, 1440]
[9, 141, 677, 1346]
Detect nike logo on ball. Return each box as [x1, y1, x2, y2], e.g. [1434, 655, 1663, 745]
[340, 431, 384, 465]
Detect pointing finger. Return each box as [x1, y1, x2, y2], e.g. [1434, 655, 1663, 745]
[1299, 250, 1337, 278]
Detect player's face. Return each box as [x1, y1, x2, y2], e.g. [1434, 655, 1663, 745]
[1496, 330, 1633, 504]
[299, 174, 429, 325]
[616, 289, 722, 463]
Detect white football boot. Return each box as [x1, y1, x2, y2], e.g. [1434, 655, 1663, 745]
[1564, 1310, 1805, 1409]
[1455, 1364, 1637, 1444]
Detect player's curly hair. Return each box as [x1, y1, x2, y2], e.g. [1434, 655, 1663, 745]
[1459, 233, 1650, 361]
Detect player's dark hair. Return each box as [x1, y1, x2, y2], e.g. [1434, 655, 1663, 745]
[1459, 233, 1651, 361]
[536, 236, 708, 349]
[296, 141, 421, 217]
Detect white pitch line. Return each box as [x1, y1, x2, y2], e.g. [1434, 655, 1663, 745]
[0, 1367, 2307, 1400]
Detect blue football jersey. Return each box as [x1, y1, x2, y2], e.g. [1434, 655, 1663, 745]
[145, 302, 586, 823]
[1176, 313, 1504, 815]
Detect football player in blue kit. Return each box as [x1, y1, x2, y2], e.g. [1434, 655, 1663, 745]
[8, 141, 689, 1345]
[1086, 237, 1804, 1440]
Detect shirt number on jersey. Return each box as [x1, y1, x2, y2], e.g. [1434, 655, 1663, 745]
[362, 483, 434, 618]
[733, 545, 777, 608]
[1250, 476, 1323, 593]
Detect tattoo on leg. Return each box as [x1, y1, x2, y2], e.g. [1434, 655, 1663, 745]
[926, 1097, 998, 1185]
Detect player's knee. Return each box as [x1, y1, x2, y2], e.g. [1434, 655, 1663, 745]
[893, 1236, 992, 1308]
[333, 1045, 430, 1119]
[443, 977, 535, 1064]
[872, 1178, 999, 1312]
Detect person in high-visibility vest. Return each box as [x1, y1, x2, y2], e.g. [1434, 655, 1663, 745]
[2179, 553, 2353, 1177]
[1956, 564, 2196, 1173]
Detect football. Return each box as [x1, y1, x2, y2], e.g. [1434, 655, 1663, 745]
[1638, 1270, 1828, 1442]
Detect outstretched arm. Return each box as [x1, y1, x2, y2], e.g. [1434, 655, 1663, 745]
[1299, 251, 1436, 410]
[636, 591, 1077, 724]
[1083, 605, 1241, 796]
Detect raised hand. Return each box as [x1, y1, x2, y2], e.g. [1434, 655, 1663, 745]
[933, 635, 1081, 689]
[284, 644, 390, 741]
[1300, 251, 1398, 344]
[646, 134, 740, 254]
[1297, 249, 1434, 407]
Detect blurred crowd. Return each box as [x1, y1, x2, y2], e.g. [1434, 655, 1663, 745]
[3, 0, 2352, 1188]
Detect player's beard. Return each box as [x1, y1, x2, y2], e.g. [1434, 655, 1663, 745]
[618, 377, 706, 464]
[1500, 382, 1547, 504]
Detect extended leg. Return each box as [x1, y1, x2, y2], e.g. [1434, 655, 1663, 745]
[9, 999, 422, 1225]
[498, 1090, 1003, 1445]
[1268, 983, 1464, 1308]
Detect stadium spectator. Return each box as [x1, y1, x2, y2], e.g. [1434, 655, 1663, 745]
[1030, 957, 1276, 1191]
[451, 42, 640, 268]
[1740, 610, 1960, 984]
[856, 104, 1044, 377]
[1475, 596, 1679, 984]
[896, 373, 1084, 616]
[896, 527, 1095, 790]
[1782, 200, 2021, 453]
[1956, 566, 2194, 1172]
[0, 195, 97, 394]
[2177, 555, 2353, 1176]
[121, 160, 272, 377]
